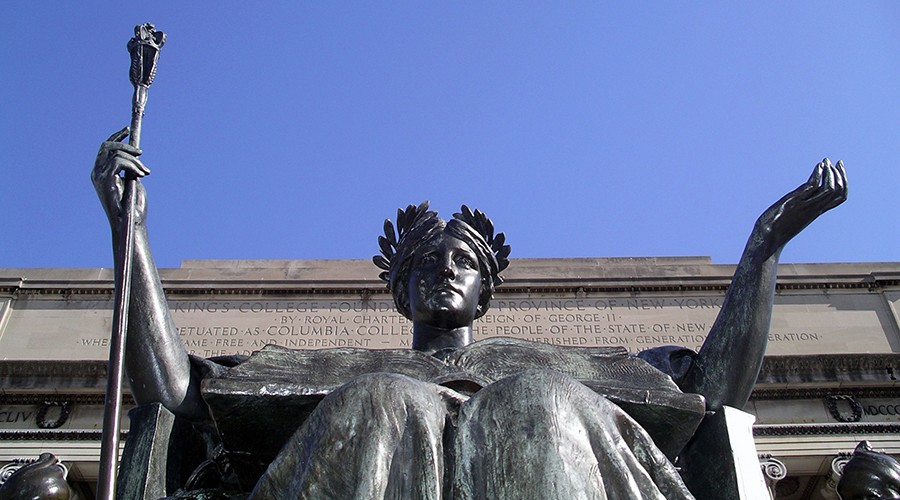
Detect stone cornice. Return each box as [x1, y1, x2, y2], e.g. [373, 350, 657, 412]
[0, 393, 133, 405]
[0, 361, 107, 378]
[0, 430, 125, 441]
[2, 275, 897, 300]
[0, 361, 111, 392]
[1, 259, 897, 297]
[756, 354, 900, 388]
[752, 386, 900, 401]
[754, 422, 900, 437]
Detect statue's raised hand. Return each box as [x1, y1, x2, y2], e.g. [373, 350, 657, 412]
[91, 127, 150, 230]
[683, 159, 847, 411]
[752, 158, 847, 256]
[90, 128, 207, 421]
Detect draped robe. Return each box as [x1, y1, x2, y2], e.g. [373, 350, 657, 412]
[197, 338, 706, 499]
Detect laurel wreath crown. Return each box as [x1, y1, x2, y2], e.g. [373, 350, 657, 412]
[373, 201, 510, 285]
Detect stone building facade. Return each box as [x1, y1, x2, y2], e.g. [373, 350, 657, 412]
[1, 257, 898, 498]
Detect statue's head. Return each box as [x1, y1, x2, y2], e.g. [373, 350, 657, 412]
[0, 453, 73, 500]
[837, 441, 900, 499]
[375, 202, 510, 329]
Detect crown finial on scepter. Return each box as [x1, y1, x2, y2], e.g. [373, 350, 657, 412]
[126, 23, 166, 148]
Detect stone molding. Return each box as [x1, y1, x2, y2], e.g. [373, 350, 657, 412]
[752, 386, 900, 400]
[0, 361, 110, 391]
[754, 422, 900, 437]
[0, 361, 107, 377]
[756, 354, 900, 387]
[0, 430, 125, 441]
[4, 278, 896, 298]
[0, 393, 128, 405]
[2, 259, 897, 297]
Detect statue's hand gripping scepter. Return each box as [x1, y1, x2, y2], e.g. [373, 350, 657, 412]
[97, 23, 165, 500]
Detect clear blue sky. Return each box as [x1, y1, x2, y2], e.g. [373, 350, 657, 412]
[2, 3, 897, 269]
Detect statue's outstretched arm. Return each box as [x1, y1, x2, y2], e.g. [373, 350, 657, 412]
[91, 128, 209, 421]
[682, 159, 847, 411]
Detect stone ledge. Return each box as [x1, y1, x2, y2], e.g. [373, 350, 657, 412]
[0, 361, 110, 392]
[754, 422, 900, 436]
[2, 259, 897, 295]
[757, 354, 900, 388]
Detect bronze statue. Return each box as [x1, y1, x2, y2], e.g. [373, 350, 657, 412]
[838, 441, 900, 499]
[92, 130, 847, 497]
[0, 453, 74, 500]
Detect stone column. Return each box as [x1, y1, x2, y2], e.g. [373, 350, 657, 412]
[758, 455, 787, 499]
[820, 455, 851, 500]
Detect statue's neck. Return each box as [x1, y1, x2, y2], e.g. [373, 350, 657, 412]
[412, 324, 473, 354]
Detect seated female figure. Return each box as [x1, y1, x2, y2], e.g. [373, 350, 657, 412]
[92, 129, 847, 498]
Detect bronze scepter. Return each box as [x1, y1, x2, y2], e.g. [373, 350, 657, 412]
[96, 23, 165, 500]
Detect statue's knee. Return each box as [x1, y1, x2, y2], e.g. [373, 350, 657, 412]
[337, 372, 426, 400]
[321, 373, 451, 416]
[497, 368, 582, 394]
[309, 373, 449, 435]
[466, 368, 589, 417]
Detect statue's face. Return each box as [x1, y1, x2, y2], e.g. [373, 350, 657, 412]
[408, 233, 482, 329]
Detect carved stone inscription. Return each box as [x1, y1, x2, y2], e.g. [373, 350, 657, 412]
[169, 299, 409, 356]
[0, 290, 894, 360]
[479, 296, 716, 352]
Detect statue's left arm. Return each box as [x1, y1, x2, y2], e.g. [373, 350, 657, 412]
[680, 159, 847, 411]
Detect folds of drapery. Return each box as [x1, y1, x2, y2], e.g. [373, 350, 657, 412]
[249, 369, 694, 500]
